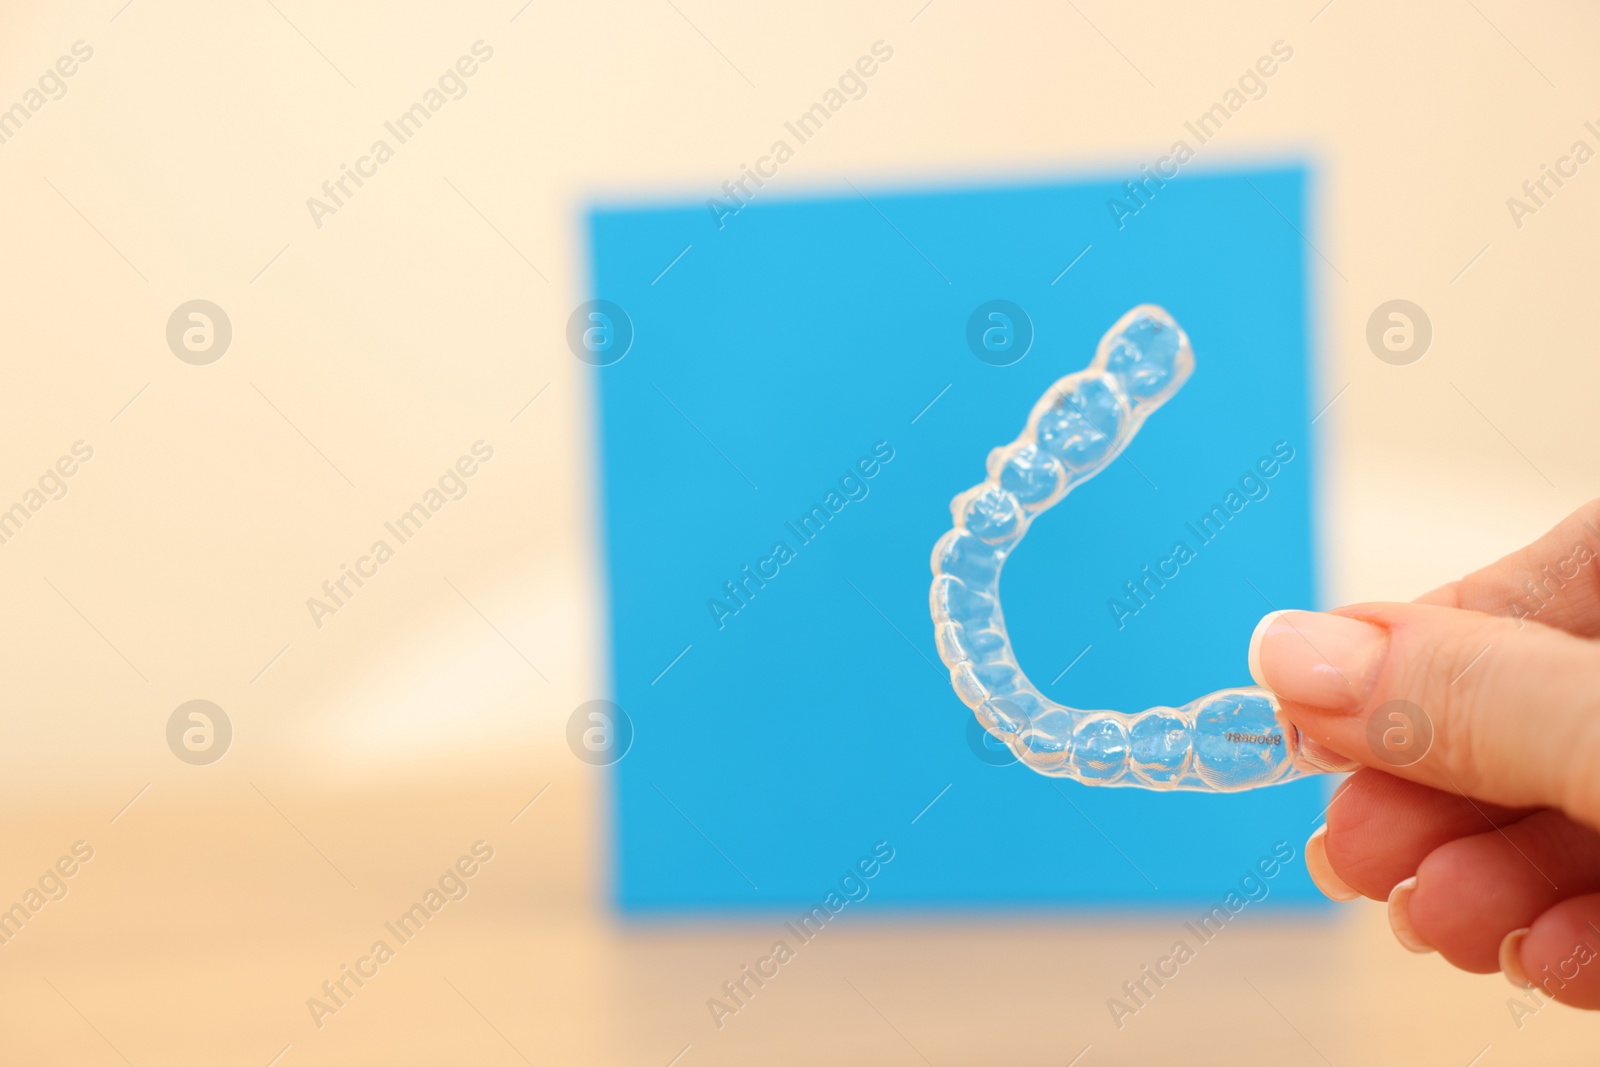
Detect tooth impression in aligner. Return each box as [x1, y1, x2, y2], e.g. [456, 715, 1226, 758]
[928, 304, 1328, 792]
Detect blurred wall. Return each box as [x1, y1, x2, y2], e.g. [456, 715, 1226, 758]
[1, 0, 1596, 796]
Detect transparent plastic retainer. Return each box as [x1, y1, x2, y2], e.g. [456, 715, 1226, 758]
[929, 305, 1336, 792]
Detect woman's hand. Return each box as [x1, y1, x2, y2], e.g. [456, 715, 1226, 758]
[1248, 501, 1600, 1006]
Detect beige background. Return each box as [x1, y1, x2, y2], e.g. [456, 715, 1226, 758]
[1, 0, 1596, 1063]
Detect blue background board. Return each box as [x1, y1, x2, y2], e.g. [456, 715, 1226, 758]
[589, 163, 1330, 914]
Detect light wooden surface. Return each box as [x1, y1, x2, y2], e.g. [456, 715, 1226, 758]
[2, 0, 1598, 1061]
[1, 768, 1594, 1066]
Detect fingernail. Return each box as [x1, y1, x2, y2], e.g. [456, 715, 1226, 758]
[1249, 610, 1388, 712]
[1305, 825, 1360, 902]
[1387, 876, 1435, 953]
[1500, 927, 1533, 988]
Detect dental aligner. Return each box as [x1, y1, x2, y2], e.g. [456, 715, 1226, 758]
[930, 305, 1328, 792]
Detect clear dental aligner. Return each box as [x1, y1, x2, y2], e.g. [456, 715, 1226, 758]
[929, 305, 1330, 792]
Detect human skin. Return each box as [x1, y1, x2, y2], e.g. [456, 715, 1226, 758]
[1248, 500, 1600, 1007]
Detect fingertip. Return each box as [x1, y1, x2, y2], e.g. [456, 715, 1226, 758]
[1387, 876, 1435, 954]
[1306, 824, 1360, 902]
[1515, 895, 1600, 1008]
[1248, 609, 1286, 689]
[1501, 927, 1533, 988]
[1248, 610, 1388, 711]
[1316, 770, 1483, 901]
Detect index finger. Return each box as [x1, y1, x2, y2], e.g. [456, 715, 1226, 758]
[1415, 499, 1600, 636]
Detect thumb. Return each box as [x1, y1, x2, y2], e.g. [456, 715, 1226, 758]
[1249, 604, 1600, 828]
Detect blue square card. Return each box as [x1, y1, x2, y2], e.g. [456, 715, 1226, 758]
[589, 163, 1328, 914]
